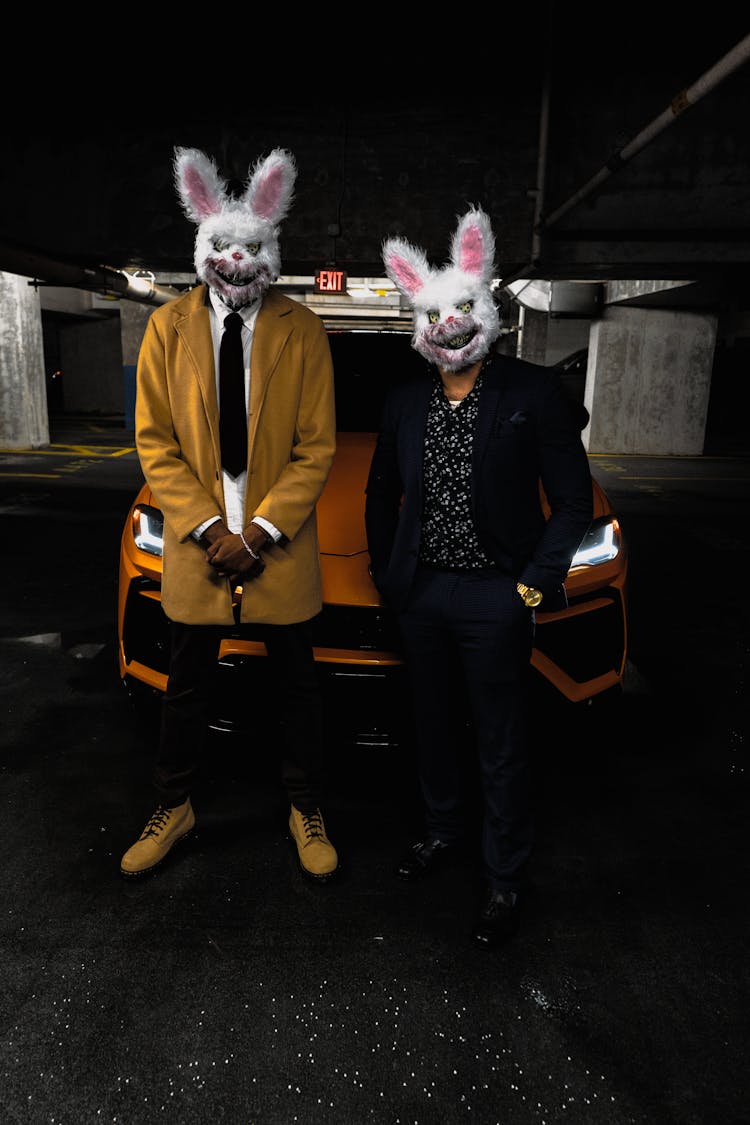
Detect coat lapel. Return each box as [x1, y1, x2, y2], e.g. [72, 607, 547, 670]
[174, 286, 220, 464]
[247, 290, 293, 453]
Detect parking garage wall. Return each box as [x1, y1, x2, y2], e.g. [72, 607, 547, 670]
[57, 316, 123, 416]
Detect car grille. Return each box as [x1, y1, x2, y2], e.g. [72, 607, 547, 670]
[122, 579, 625, 692]
[310, 603, 402, 654]
[534, 589, 626, 682]
[122, 580, 404, 673]
[122, 579, 170, 674]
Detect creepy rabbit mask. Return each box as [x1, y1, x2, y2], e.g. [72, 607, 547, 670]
[382, 207, 501, 373]
[173, 146, 297, 311]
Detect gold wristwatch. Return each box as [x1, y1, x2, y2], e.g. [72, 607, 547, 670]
[516, 582, 543, 608]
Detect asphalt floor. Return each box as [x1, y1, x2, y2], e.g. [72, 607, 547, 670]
[0, 418, 748, 1125]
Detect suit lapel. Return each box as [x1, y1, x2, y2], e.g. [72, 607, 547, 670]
[474, 361, 503, 460]
[403, 377, 432, 502]
[472, 360, 504, 505]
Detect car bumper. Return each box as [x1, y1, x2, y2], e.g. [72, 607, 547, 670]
[119, 565, 627, 744]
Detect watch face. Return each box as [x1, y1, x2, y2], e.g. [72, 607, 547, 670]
[517, 582, 543, 607]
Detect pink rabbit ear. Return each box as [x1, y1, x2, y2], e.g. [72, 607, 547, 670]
[173, 147, 226, 223]
[387, 253, 425, 295]
[451, 208, 496, 282]
[458, 224, 484, 274]
[382, 238, 430, 300]
[244, 149, 297, 224]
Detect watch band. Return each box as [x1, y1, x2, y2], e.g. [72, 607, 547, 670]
[516, 582, 543, 608]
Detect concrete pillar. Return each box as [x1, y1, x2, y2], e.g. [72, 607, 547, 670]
[516, 304, 590, 367]
[0, 272, 48, 448]
[517, 306, 548, 365]
[583, 306, 717, 455]
[120, 301, 154, 429]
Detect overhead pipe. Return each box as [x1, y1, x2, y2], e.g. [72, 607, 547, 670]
[0, 243, 182, 306]
[529, 55, 552, 267]
[542, 33, 750, 231]
[499, 39, 553, 290]
[500, 32, 750, 290]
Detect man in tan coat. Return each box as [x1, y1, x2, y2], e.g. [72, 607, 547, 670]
[120, 146, 338, 882]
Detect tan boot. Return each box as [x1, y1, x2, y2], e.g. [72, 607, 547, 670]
[289, 805, 338, 881]
[120, 799, 195, 877]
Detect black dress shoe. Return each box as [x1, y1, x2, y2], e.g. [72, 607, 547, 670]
[471, 889, 520, 947]
[396, 837, 454, 879]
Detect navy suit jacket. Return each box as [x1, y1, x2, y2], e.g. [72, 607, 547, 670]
[364, 353, 594, 614]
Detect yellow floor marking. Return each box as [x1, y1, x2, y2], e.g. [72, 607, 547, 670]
[619, 476, 750, 482]
[0, 471, 60, 479]
[589, 453, 737, 461]
[0, 445, 135, 458]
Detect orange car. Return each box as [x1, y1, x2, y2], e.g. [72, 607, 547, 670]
[117, 331, 627, 745]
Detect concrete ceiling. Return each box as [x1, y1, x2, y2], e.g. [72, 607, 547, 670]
[4, 9, 750, 299]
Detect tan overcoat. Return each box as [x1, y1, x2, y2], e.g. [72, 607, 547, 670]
[135, 285, 336, 626]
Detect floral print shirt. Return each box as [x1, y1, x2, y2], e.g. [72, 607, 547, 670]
[418, 374, 494, 569]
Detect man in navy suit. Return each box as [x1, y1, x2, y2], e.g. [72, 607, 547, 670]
[365, 209, 593, 946]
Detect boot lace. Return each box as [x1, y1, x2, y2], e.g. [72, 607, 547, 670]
[300, 810, 325, 841]
[139, 805, 172, 841]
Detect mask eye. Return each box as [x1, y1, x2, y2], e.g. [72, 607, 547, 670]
[245, 242, 261, 255]
[213, 238, 230, 252]
[458, 300, 473, 314]
[428, 311, 440, 325]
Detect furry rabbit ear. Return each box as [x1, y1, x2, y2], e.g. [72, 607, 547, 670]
[450, 207, 496, 284]
[243, 149, 297, 224]
[382, 237, 430, 301]
[173, 147, 227, 223]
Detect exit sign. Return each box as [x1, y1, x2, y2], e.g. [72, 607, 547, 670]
[314, 268, 348, 294]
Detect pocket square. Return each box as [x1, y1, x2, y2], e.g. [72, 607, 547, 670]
[493, 410, 528, 436]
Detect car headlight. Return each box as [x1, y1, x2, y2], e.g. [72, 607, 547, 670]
[570, 516, 621, 569]
[132, 504, 164, 557]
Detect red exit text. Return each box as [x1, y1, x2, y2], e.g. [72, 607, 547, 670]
[314, 269, 348, 294]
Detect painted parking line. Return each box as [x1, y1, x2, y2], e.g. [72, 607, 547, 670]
[0, 445, 135, 457]
[0, 471, 61, 479]
[618, 475, 750, 482]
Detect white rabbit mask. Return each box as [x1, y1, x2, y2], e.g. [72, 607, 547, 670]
[382, 207, 500, 373]
[173, 146, 296, 310]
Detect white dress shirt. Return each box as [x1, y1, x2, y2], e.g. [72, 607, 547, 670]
[192, 288, 282, 544]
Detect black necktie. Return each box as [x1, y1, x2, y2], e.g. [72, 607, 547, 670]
[219, 311, 248, 477]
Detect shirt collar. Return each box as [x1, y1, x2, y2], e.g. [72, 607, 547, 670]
[432, 370, 484, 407]
[208, 286, 262, 331]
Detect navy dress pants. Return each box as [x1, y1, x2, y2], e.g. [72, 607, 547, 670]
[153, 618, 325, 814]
[398, 566, 536, 893]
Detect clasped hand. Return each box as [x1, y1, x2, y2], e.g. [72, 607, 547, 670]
[206, 531, 265, 583]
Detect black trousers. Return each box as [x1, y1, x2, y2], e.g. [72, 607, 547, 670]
[153, 618, 325, 814]
[398, 567, 536, 893]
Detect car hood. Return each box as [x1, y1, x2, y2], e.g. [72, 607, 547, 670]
[317, 431, 377, 556]
[318, 432, 611, 556]
[139, 433, 611, 555]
